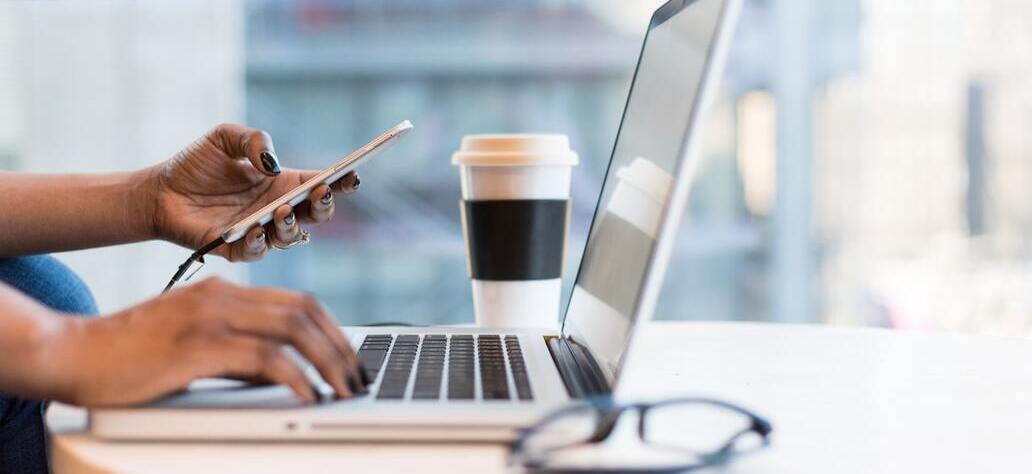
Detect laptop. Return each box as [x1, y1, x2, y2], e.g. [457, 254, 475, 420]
[89, 0, 742, 441]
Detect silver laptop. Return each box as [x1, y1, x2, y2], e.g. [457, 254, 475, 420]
[90, 0, 741, 441]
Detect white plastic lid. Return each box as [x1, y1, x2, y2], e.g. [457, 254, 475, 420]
[615, 157, 674, 204]
[452, 134, 579, 167]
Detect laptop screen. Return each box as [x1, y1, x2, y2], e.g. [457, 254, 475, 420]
[561, 0, 731, 380]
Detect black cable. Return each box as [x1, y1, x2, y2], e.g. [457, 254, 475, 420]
[162, 237, 226, 293]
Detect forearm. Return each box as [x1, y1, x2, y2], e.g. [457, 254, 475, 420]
[0, 284, 80, 402]
[0, 168, 158, 256]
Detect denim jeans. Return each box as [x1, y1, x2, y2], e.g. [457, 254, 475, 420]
[0, 255, 96, 474]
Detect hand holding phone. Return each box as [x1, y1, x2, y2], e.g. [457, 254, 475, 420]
[163, 120, 413, 292]
[221, 120, 413, 243]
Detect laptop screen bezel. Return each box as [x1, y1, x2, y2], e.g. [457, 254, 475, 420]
[558, 0, 741, 388]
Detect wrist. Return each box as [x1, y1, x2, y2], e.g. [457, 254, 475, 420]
[38, 314, 123, 406]
[17, 307, 89, 404]
[127, 165, 163, 241]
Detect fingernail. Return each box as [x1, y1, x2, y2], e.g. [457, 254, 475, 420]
[260, 151, 281, 175]
[254, 231, 265, 245]
[352, 176, 361, 190]
[320, 189, 333, 205]
[283, 212, 295, 226]
[347, 375, 366, 395]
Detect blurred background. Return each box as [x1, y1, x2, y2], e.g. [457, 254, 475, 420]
[2, 0, 1031, 336]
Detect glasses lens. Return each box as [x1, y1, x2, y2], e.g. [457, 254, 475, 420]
[520, 404, 602, 458]
[642, 402, 758, 454]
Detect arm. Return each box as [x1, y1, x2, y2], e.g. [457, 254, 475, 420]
[0, 283, 72, 400]
[0, 277, 365, 406]
[0, 123, 359, 260]
[0, 169, 158, 257]
[0, 123, 367, 404]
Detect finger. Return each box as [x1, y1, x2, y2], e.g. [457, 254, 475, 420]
[231, 288, 364, 392]
[271, 204, 300, 246]
[208, 336, 316, 404]
[307, 184, 335, 224]
[333, 172, 360, 195]
[260, 347, 319, 404]
[227, 226, 269, 262]
[295, 170, 359, 195]
[290, 173, 355, 225]
[296, 294, 364, 392]
[211, 123, 281, 176]
[222, 303, 353, 398]
[226, 374, 274, 386]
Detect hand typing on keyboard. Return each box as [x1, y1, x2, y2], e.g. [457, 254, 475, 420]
[31, 277, 365, 407]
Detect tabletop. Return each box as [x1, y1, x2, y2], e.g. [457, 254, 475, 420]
[47, 321, 1032, 473]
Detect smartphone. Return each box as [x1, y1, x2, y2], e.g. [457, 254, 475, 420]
[220, 120, 413, 243]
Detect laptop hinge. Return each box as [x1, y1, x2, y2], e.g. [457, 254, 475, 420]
[545, 336, 611, 399]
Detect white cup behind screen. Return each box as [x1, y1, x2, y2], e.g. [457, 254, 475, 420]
[453, 134, 578, 329]
[607, 157, 674, 239]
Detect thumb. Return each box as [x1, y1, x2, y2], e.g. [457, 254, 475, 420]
[211, 123, 281, 177]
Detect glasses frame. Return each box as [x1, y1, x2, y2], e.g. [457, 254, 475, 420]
[509, 396, 773, 474]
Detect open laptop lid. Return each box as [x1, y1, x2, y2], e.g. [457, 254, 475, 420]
[560, 0, 741, 389]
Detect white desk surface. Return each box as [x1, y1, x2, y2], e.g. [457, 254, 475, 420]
[48, 321, 1032, 473]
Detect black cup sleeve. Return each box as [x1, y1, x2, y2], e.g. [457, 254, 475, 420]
[461, 199, 569, 281]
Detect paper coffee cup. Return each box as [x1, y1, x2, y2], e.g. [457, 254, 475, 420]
[453, 134, 578, 329]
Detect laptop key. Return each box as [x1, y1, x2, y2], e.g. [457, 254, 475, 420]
[447, 336, 476, 400]
[357, 349, 387, 374]
[478, 335, 510, 400]
[413, 339, 445, 400]
[505, 337, 533, 400]
[357, 335, 393, 382]
[377, 338, 417, 400]
[364, 341, 391, 349]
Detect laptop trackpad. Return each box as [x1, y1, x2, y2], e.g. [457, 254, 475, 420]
[147, 379, 309, 409]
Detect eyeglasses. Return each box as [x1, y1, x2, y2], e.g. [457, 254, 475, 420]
[509, 396, 772, 473]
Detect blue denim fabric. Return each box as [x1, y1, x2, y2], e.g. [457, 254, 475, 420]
[0, 255, 96, 474]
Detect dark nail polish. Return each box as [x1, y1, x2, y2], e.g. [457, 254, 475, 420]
[309, 384, 323, 404]
[255, 231, 265, 244]
[320, 189, 333, 205]
[259, 151, 281, 175]
[283, 212, 295, 226]
[350, 372, 369, 394]
[352, 176, 361, 190]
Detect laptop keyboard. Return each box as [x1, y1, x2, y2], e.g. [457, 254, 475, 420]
[356, 334, 533, 401]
